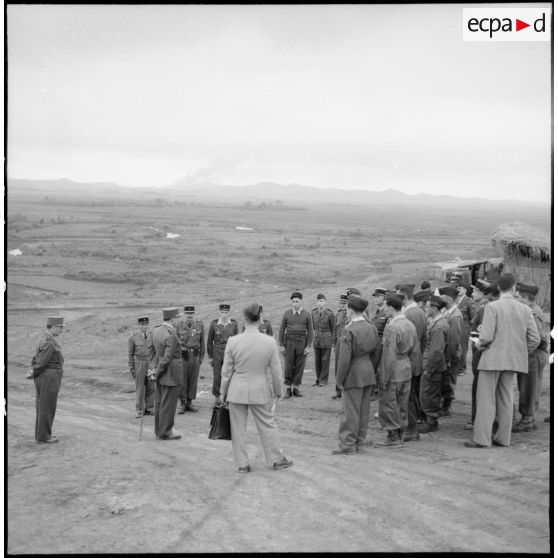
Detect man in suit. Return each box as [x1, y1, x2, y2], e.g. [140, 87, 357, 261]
[438, 285, 463, 417]
[128, 316, 157, 418]
[278, 291, 314, 398]
[418, 296, 449, 434]
[152, 307, 183, 440]
[465, 274, 540, 448]
[220, 302, 292, 473]
[176, 305, 205, 413]
[396, 284, 427, 441]
[375, 294, 419, 447]
[512, 283, 549, 432]
[311, 293, 336, 387]
[207, 304, 238, 405]
[331, 294, 349, 399]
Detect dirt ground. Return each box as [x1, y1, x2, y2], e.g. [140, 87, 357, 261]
[7, 332, 551, 553]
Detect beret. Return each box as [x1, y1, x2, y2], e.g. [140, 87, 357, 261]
[347, 294, 368, 312]
[316, 293, 326, 300]
[438, 285, 459, 298]
[414, 290, 433, 303]
[428, 295, 447, 309]
[291, 291, 303, 300]
[373, 288, 387, 296]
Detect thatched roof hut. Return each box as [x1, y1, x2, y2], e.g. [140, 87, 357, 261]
[491, 221, 551, 310]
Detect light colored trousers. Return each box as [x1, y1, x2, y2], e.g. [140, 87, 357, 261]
[338, 385, 373, 450]
[473, 370, 515, 447]
[229, 402, 284, 468]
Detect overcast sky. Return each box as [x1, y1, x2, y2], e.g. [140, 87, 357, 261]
[7, 4, 551, 202]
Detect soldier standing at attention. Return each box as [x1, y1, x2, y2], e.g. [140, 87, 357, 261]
[279, 291, 314, 398]
[396, 284, 427, 442]
[128, 316, 156, 418]
[176, 305, 205, 413]
[29, 315, 67, 444]
[513, 283, 549, 432]
[311, 293, 336, 387]
[242, 305, 273, 336]
[207, 304, 238, 405]
[457, 284, 475, 376]
[331, 294, 349, 399]
[152, 307, 183, 440]
[418, 296, 449, 434]
[438, 285, 463, 417]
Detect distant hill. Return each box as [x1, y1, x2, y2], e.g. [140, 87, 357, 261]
[8, 177, 551, 213]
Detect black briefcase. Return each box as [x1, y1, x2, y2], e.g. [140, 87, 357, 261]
[209, 404, 232, 441]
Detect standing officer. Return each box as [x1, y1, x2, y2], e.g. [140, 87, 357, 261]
[513, 283, 549, 432]
[457, 283, 475, 376]
[128, 316, 156, 418]
[176, 305, 205, 413]
[29, 315, 67, 444]
[418, 296, 449, 434]
[438, 285, 463, 416]
[278, 291, 314, 398]
[332, 294, 349, 399]
[152, 307, 183, 440]
[311, 293, 336, 387]
[242, 305, 273, 335]
[207, 304, 238, 405]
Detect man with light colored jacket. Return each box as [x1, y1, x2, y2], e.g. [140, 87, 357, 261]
[465, 274, 540, 448]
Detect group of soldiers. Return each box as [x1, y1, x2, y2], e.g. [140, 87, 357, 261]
[126, 274, 548, 446]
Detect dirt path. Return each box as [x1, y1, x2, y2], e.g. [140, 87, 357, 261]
[7, 360, 550, 554]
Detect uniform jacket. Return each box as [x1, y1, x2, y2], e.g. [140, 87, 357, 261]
[333, 308, 348, 346]
[423, 314, 449, 374]
[152, 324, 183, 386]
[478, 293, 540, 374]
[207, 319, 238, 358]
[336, 319, 379, 389]
[404, 303, 427, 375]
[31, 330, 64, 377]
[128, 329, 156, 370]
[444, 305, 463, 363]
[242, 320, 274, 336]
[457, 295, 475, 324]
[371, 306, 389, 337]
[220, 330, 283, 404]
[378, 314, 419, 384]
[278, 309, 314, 348]
[177, 319, 206, 354]
[471, 300, 487, 333]
[311, 307, 336, 348]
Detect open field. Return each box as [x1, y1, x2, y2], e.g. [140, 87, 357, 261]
[6, 189, 551, 553]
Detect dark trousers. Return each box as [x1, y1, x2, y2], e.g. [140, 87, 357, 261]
[459, 322, 471, 371]
[211, 349, 225, 397]
[407, 375, 422, 432]
[154, 383, 180, 438]
[134, 359, 155, 413]
[471, 345, 481, 422]
[517, 351, 545, 420]
[441, 361, 458, 407]
[314, 347, 332, 384]
[420, 370, 442, 419]
[181, 353, 201, 402]
[338, 385, 373, 449]
[284, 335, 307, 386]
[333, 342, 342, 396]
[379, 379, 411, 431]
[34, 368, 62, 442]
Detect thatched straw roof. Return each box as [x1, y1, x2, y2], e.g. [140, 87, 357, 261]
[491, 221, 550, 261]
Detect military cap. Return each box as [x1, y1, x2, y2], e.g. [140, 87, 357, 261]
[385, 293, 404, 310]
[137, 316, 149, 324]
[162, 307, 180, 321]
[516, 282, 539, 296]
[395, 283, 415, 291]
[346, 287, 361, 296]
[316, 293, 326, 300]
[339, 294, 348, 302]
[219, 303, 231, 311]
[291, 291, 303, 300]
[243, 302, 261, 321]
[413, 290, 433, 303]
[427, 295, 447, 310]
[46, 315, 67, 327]
[484, 284, 500, 297]
[473, 279, 490, 292]
[183, 305, 195, 313]
[372, 288, 387, 296]
[439, 285, 459, 298]
[347, 294, 368, 313]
